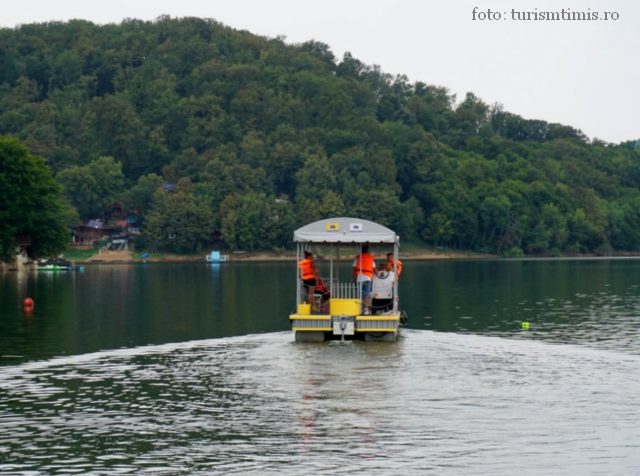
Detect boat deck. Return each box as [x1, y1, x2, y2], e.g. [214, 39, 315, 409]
[290, 312, 401, 342]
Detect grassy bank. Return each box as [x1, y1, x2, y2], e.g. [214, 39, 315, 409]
[59, 247, 99, 261]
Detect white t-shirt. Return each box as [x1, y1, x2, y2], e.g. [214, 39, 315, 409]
[353, 257, 377, 282]
[373, 270, 395, 298]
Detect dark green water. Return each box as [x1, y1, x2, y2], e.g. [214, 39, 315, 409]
[1, 259, 640, 474]
[2, 259, 640, 363]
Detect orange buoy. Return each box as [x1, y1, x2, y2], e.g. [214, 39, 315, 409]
[23, 298, 34, 308]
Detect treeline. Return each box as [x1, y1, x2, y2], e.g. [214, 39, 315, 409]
[1, 16, 639, 256]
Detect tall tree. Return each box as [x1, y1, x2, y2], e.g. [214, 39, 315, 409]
[56, 156, 124, 219]
[0, 135, 76, 260]
[145, 178, 215, 253]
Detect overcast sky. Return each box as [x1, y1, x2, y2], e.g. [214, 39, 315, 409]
[3, 0, 638, 143]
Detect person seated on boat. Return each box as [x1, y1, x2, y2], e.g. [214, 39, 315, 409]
[372, 263, 395, 314]
[299, 251, 320, 309]
[351, 245, 377, 315]
[315, 277, 331, 314]
[386, 253, 402, 279]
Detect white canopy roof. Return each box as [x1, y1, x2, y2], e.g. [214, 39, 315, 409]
[293, 217, 398, 244]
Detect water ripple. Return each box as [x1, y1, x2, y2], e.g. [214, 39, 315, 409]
[1, 332, 640, 474]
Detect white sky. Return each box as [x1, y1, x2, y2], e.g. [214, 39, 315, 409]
[3, 0, 639, 143]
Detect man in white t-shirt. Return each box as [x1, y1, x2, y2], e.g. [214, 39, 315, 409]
[372, 263, 395, 314]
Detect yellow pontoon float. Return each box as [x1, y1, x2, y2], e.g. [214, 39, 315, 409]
[290, 217, 407, 342]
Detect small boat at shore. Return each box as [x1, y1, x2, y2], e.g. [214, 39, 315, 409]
[290, 217, 407, 342]
[206, 251, 229, 262]
[37, 258, 75, 271]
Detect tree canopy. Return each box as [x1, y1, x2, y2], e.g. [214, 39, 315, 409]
[0, 135, 76, 260]
[0, 16, 639, 255]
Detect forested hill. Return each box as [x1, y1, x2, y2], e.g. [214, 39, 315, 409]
[1, 16, 639, 256]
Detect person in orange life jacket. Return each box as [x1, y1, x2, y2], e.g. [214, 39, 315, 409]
[351, 245, 377, 315]
[386, 253, 402, 279]
[315, 277, 331, 313]
[299, 251, 320, 308]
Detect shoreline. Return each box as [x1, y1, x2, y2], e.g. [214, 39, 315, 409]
[75, 249, 640, 263]
[78, 249, 495, 263]
[7, 249, 640, 269]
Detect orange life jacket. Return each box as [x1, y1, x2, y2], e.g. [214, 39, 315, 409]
[316, 281, 330, 296]
[355, 253, 375, 278]
[389, 259, 403, 278]
[298, 259, 315, 280]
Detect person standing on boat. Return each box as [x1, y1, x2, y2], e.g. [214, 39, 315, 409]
[386, 253, 402, 279]
[299, 251, 320, 308]
[351, 245, 377, 315]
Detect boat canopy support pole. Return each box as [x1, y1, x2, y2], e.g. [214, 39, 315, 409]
[330, 245, 334, 296]
[296, 243, 301, 306]
[357, 244, 362, 303]
[393, 240, 399, 313]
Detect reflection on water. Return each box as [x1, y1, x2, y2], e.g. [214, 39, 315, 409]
[1, 332, 639, 474]
[411, 258, 640, 355]
[2, 259, 640, 473]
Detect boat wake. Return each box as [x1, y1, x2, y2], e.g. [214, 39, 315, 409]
[1, 331, 639, 475]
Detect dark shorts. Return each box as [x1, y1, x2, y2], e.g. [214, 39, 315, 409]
[372, 298, 393, 313]
[303, 278, 317, 287]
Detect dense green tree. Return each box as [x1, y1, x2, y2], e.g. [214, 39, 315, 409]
[423, 213, 453, 246]
[540, 203, 568, 251]
[349, 188, 401, 228]
[261, 198, 297, 251]
[267, 140, 304, 197]
[394, 197, 424, 239]
[479, 195, 511, 249]
[0, 135, 76, 260]
[295, 151, 337, 204]
[568, 208, 604, 252]
[145, 178, 215, 253]
[194, 155, 270, 217]
[89, 94, 150, 175]
[219, 193, 264, 251]
[318, 191, 346, 218]
[121, 173, 164, 224]
[56, 156, 124, 219]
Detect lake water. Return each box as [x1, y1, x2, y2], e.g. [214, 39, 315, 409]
[1, 259, 640, 474]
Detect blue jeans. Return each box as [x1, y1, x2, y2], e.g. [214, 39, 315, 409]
[361, 280, 372, 298]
